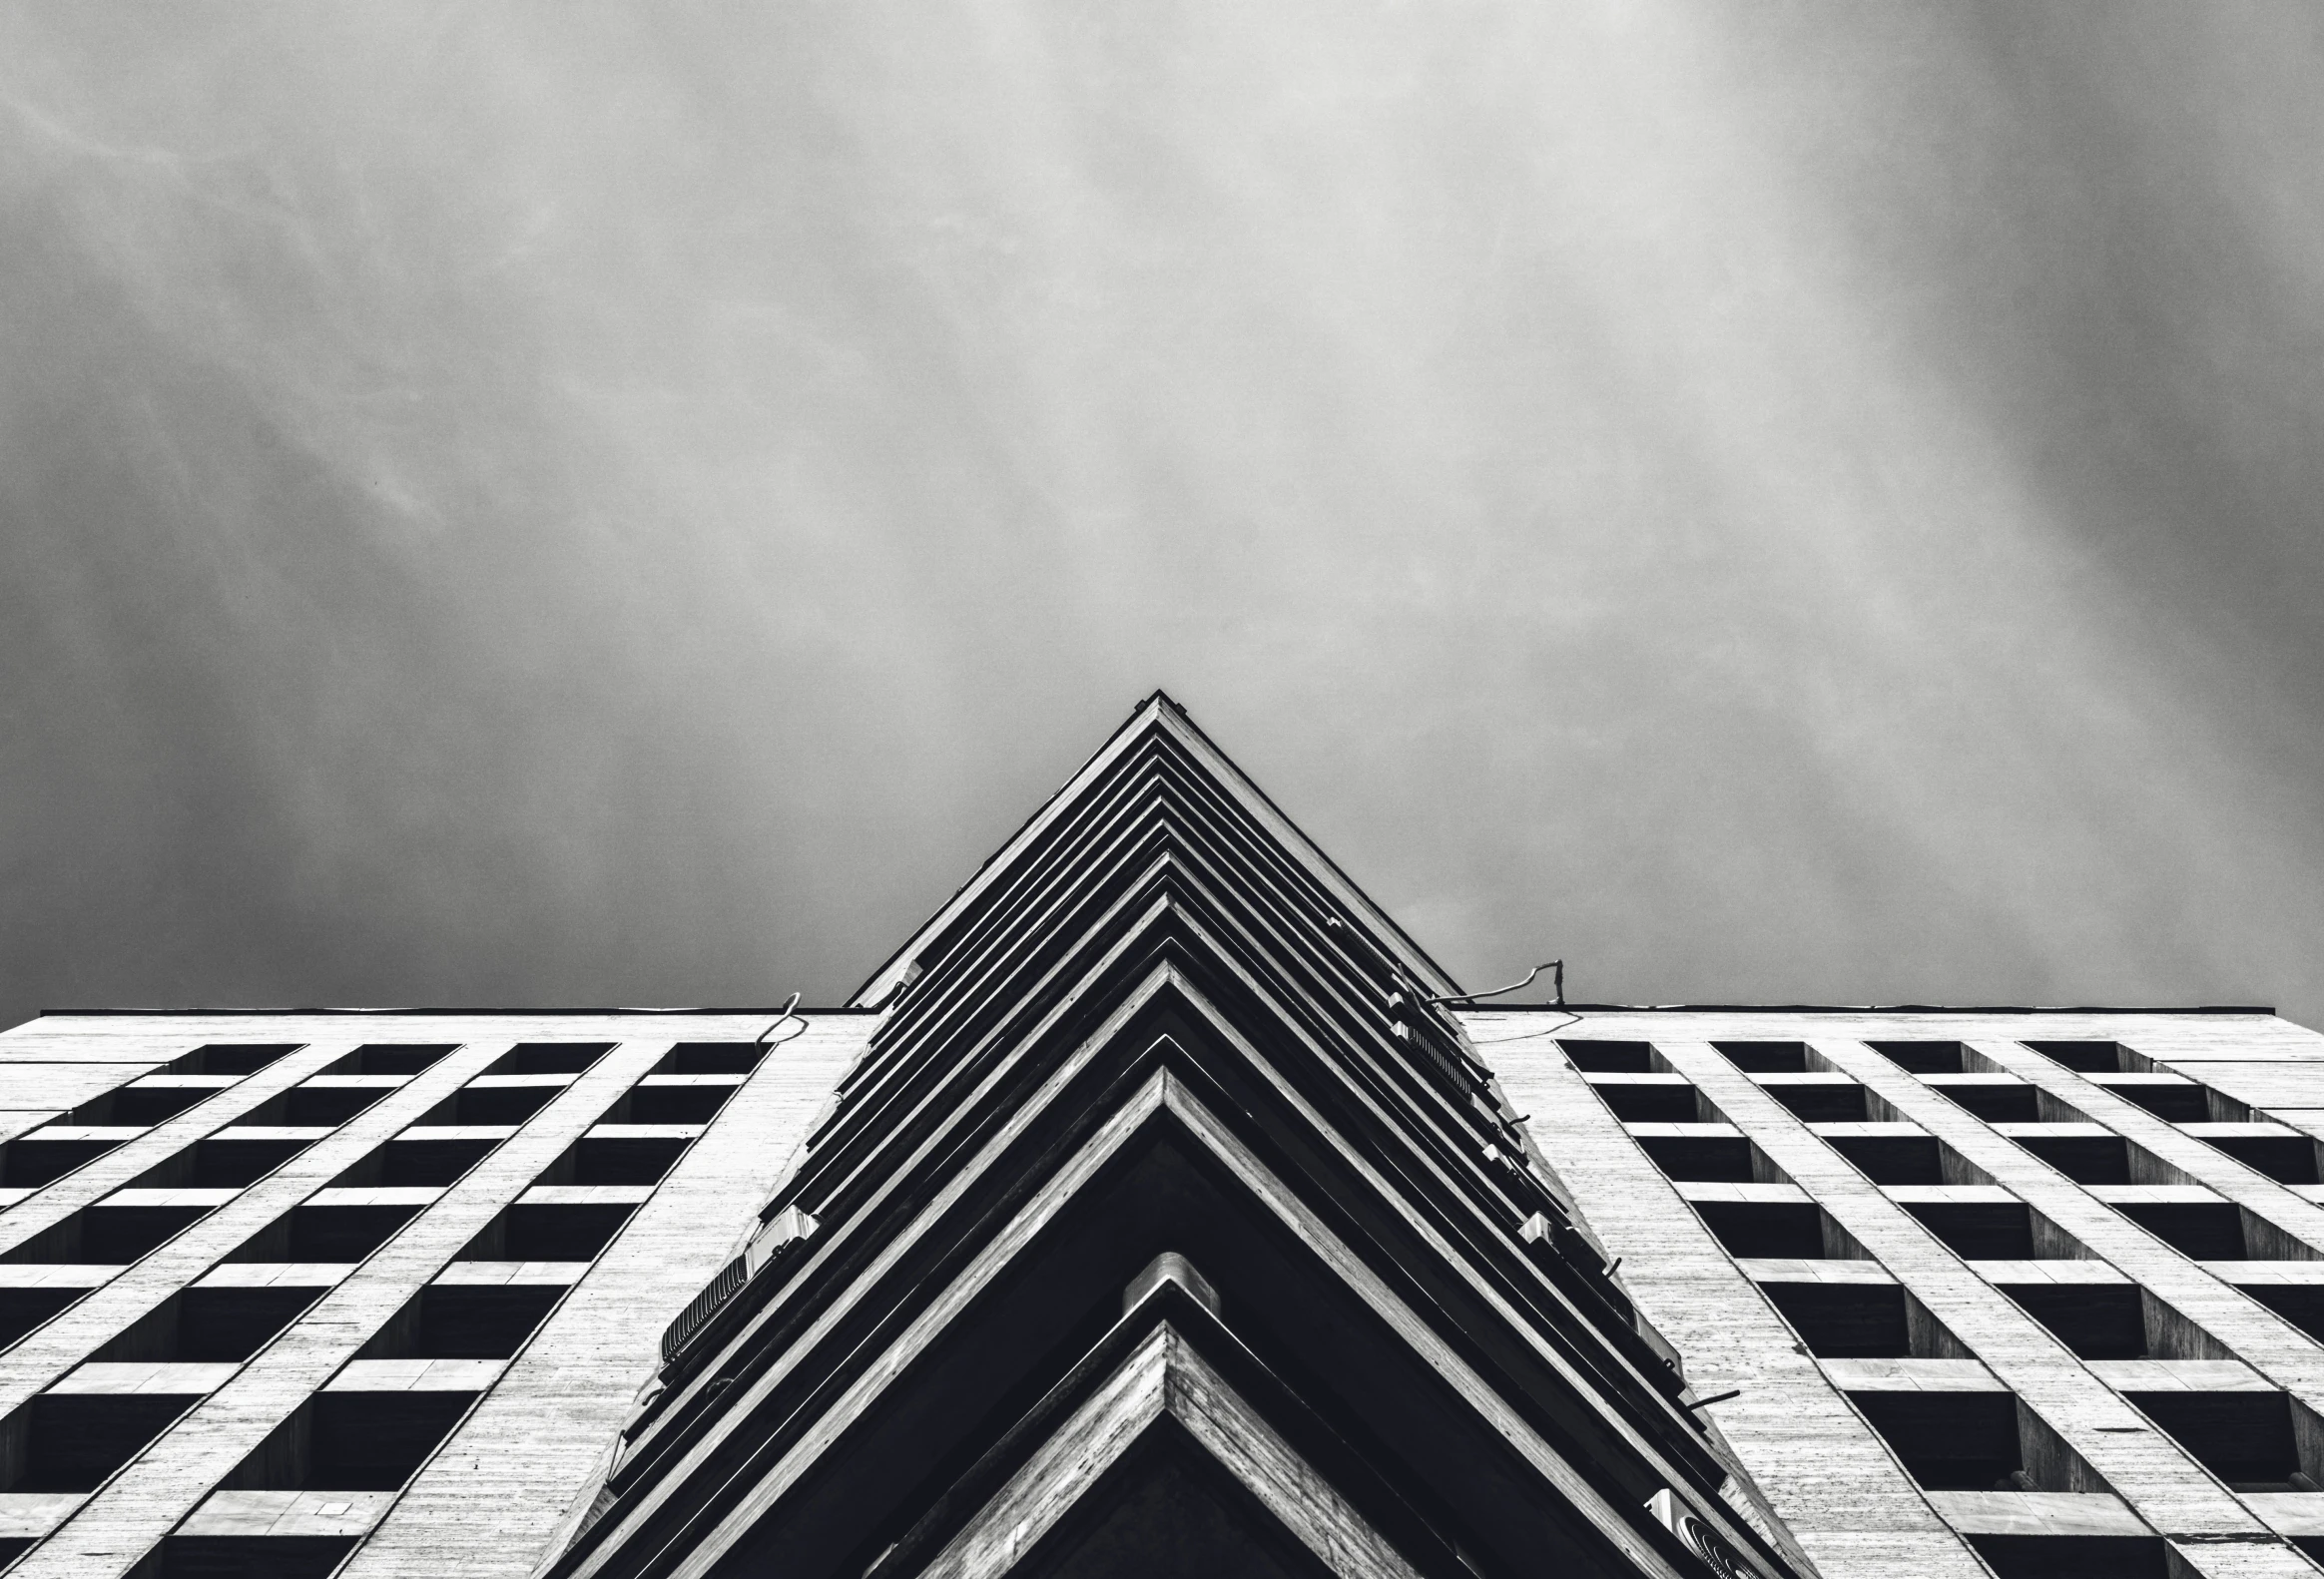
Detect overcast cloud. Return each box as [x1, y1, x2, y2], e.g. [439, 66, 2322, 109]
[3, 3, 2321, 1028]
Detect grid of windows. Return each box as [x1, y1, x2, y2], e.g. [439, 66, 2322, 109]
[0, 1024, 809, 1578]
[1524, 1018, 2324, 1578]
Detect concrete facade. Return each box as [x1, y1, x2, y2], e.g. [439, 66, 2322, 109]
[1483, 1008, 2324, 1578]
[1, 700, 2319, 1579]
[0, 1012, 864, 1578]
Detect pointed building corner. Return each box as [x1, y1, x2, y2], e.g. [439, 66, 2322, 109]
[852, 690, 1460, 1012]
[555, 705, 1810, 1579]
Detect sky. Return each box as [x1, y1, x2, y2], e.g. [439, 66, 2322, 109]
[2, 3, 2322, 1030]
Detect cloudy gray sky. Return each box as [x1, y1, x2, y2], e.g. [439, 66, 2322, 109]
[3, 3, 2321, 1029]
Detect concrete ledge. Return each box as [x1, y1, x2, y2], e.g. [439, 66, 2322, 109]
[517, 1186, 654, 1207]
[2086, 1185, 2225, 1206]
[51, 1361, 238, 1394]
[2204, 1262, 2324, 1286]
[196, 1263, 353, 1289]
[1674, 1182, 1809, 1205]
[306, 1188, 446, 1209]
[2236, 1492, 2324, 1538]
[1823, 1358, 2005, 1392]
[0, 1260, 120, 1289]
[1883, 1186, 2018, 1206]
[1924, 1491, 2149, 1536]
[0, 1494, 83, 1539]
[98, 1188, 242, 1209]
[328, 1358, 503, 1392]
[181, 1488, 397, 1538]
[1967, 1260, 2131, 1285]
[431, 1261, 588, 1288]
[2084, 1360, 2267, 1391]
[1739, 1258, 1895, 1285]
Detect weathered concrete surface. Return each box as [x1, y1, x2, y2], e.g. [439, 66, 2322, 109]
[1474, 1008, 2324, 1579]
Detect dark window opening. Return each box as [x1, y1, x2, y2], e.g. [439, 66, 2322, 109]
[2109, 1083, 2207, 1123]
[615, 1080, 738, 1126]
[660, 1042, 767, 1076]
[1850, 1389, 2021, 1490]
[1998, 1284, 2146, 1360]
[1902, 1201, 2036, 1261]
[340, 1131, 507, 1189]
[447, 1084, 558, 1126]
[1715, 1042, 1809, 1073]
[361, 1284, 565, 1361]
[3, 1131, 135, 1188]
[2024, 1041, 2126, 1074]
[282, 1082, 395, 1128]
[2012, 1132, 2128, 1185]
[5, 1389, 205, 1491]
[1826, 1134, 1941, 1186]
[2127, 1390, 2301, 1490]
[349, 1044, 458, 1076]
[1636, 1134, 1754, 1183]
[0, 1287, 92, 1350]
[2242, 1285, 2324, 1341]
[79, 1199, 222, 1264]
[1695, 1201, 1827, 1260]
[161, 1535, 356, 1578]
[1557, 1040, 1655, 1073]
[176, 1133, 318, 1188]
[1934, 1082, 2039, 1123]
[1869, 1041, 1965, 1074]
[2202, 1134, 2319, 1185]
[96, 1082, 217, 1127]
[1592, 1081, 1698, 1123]
[491, 1043, 613, 1077]
[2113, 1203, 2247, 1261]
[1764, 1082, 1868, 1123]
[563, 1133, 690, 1187]
[94, 1286, 324, 1364]
[231, 1201, 426, 1266]
[172, 1045, 302, 1078]
[1967, 1535, 2164, 1579]
[463, 1201, 638, 1263]
[1760, 1283, 1906, 1357]
[230, 1391, 478, 1495]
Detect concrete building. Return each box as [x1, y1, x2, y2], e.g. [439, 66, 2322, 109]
[0, 695, 2320, 1579]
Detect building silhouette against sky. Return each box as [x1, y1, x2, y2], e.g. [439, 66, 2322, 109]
[0, 696, 2320, 1578]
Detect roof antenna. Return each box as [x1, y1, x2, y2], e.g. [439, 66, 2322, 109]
[1429, 961, 1563, 1008]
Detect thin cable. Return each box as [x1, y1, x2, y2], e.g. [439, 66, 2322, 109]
[757, 991, 806, 1051]
[1428, 960, 1563, 1007]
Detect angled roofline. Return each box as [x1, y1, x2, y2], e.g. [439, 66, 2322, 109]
[1454, 1003, 2279, 1016]
[850, 691, 1461, 1006]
